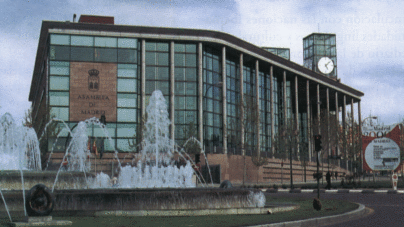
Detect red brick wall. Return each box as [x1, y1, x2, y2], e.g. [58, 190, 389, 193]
[201, 154, 349, 185]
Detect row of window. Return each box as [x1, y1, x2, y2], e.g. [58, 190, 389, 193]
[51, 34, 138, 48]
[303, 35, 336, 48]
[50, 45, 137, 63]
[303, 45, 337, 59]
[174, 43, 199, 145]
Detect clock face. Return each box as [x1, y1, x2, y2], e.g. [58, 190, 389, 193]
[318, 57, 334, 74]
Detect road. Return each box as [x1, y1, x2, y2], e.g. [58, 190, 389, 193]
[268, 192, 404, 227]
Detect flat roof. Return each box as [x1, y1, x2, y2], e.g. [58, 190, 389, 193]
[29, 20, 363, 101]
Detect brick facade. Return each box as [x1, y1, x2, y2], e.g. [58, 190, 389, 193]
[69, 62, 117, 122]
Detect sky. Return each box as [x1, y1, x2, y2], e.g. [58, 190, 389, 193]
[1, 0, 403, 126]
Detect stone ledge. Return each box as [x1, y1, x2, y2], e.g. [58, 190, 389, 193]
[94, 205, 299, 217]
[10, 220, 72, 227]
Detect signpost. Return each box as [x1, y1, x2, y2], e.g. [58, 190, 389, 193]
[392, 173, 398, 190]
[362, 124, 401, 173]
[364, 137, 400, 171]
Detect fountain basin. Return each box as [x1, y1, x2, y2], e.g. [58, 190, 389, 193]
[0, 188, 265, 216]
[0, 170, 90, 190]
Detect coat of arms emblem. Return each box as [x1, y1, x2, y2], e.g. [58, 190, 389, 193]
[88, 69, 100, 92]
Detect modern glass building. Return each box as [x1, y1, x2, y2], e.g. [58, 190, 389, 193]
[29, 15, 363, 169]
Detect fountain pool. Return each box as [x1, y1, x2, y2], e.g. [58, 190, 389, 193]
[0, 90, 266, 219]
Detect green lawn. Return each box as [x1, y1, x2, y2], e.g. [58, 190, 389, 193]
[0, 195, 358, 227]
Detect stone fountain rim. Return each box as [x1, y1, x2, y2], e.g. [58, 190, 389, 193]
[0, 170, 94, 177]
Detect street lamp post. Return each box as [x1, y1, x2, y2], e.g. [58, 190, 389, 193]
[362, 116, 378, 127]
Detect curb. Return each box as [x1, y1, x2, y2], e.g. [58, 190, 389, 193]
[248, 203, 366, 227]
[263, 188, 404, 194]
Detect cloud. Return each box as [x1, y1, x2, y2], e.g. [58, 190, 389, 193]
[234, 0, 404, 124]
[1, 0, 403, 126]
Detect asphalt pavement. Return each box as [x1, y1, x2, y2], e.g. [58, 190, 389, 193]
[261, 191, 404, 227]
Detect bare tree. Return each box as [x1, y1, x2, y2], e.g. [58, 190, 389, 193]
[340, 112, 361, 173]
[271, 117, 300, 187]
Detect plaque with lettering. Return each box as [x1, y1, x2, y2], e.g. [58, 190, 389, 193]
[69, 62, 117, 122]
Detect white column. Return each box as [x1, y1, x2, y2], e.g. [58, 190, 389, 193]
[240, 54, 245, 156]
[170, 41, 175, 140]
[342, 95, 347, 159]
[222, 47, 227, 154]
[351, 98, 355, 162]
[326, 88, 330, 160]
[295, 76, 299, 157]
[335, 92, 339, 157]
[256, 60, 260, 156]
[198, 43, 203, 144]
[141, 40, 146, 118]
[270, 66, 274, 157]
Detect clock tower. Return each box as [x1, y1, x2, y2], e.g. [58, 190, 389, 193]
[303, 33, 337, 79]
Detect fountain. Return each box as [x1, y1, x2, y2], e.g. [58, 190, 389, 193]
[0, 90, 267, 220]
[0, 113, 41, 170]
[87, 90, 195, 189]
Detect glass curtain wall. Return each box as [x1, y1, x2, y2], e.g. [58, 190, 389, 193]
[272, 75, 280, 156]
[48, 34, 139, 153]
[243, 64, 256, 156]
[48, 61, 70, 152]
[145, 41, 170, 103]
[174, 43, 198, 146]
[203, 46, 223, 153]
[259, 70, 271, 157]
[226, 57, 241, 155]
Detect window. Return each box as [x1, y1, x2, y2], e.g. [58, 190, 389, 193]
[50, 46, 70, 61]
[49, 92, 69, 106]
[117, 109, 136, 122]
[145, 41, 170, 98]
[174, 43, 198, 145]
[226, 57, 240, 152]
[50, 61, 69, 75]
[118, 38, 137, 48]
[49, 76, 69, 90]
[118, 64, 137, 78]
[95, 48, 117, 62]
[117, 124, 136, 138]
[50, 107, 69, 121]
[71, 36, 94, 46]
[203, 46, 223, 150]
[95, 37, 117, 47]
[71, 46, 94, 61]
[50, 34, 70, 45]
[118, 49, 137, 63]
[117, 93, 137, 107]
